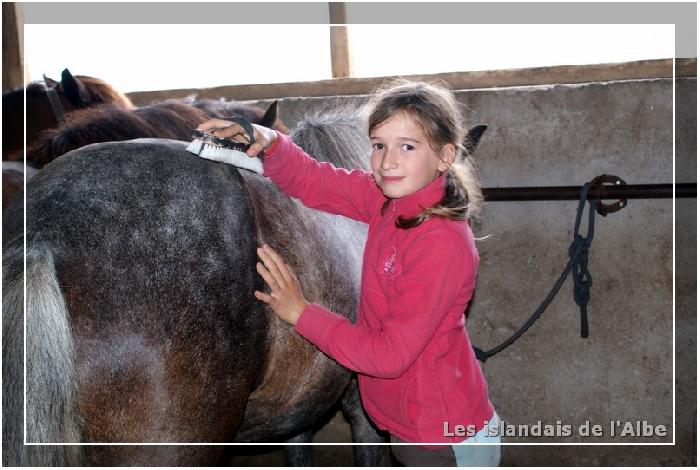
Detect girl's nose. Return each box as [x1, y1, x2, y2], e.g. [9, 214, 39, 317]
[381, 148, 399, 170]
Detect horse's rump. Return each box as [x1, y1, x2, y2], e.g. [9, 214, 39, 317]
[5, 140, 267, 452]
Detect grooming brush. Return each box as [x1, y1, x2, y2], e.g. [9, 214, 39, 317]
[186, 116, 264, 174]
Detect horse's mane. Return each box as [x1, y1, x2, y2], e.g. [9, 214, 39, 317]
[73, 75, 133, 109]
[291, 107, 370, 171]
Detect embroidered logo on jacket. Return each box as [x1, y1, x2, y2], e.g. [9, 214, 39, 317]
[382, 247, 402, 280]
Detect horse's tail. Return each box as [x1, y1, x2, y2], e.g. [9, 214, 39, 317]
[2, 246, 84, 466]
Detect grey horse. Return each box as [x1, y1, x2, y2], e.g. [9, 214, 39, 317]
[3, 111, 389, 466]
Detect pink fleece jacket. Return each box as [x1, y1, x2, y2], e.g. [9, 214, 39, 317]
[262, 132, 494, 446]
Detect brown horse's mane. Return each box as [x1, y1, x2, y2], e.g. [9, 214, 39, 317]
[69, 75, 134, 109]
[27, 97, 287, 168]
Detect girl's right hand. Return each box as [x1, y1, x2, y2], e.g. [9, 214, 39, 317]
[197, 119, 278, 157]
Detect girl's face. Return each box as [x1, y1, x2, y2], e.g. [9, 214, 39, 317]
[370, 111, 455, 199]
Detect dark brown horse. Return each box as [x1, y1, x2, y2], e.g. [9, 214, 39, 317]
[2, 68, 133, 160]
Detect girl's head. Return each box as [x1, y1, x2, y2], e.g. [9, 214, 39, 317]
[365, 79, 483, 227]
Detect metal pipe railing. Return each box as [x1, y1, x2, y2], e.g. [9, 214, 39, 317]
[483, 183, 696, 202]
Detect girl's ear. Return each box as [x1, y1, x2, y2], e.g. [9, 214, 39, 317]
[439, 143, 457, 172]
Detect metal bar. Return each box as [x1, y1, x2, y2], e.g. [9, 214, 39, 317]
[483, 183, 696, 202]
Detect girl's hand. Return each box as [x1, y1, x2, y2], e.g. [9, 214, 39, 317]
[254, 244, 309, 326]
[197, 119, 278, 156]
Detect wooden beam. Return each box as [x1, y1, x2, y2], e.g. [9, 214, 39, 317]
[127, 58, 696, 105]
[329, 2, 351, 79]
[2, 2, 24, 91]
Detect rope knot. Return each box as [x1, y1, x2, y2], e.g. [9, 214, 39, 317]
[570, 182, 597, 339]
[570, 236, 592, 307]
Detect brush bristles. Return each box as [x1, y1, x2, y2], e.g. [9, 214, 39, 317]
[186, 137, 263, 174]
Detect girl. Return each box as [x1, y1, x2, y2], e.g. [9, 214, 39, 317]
[198, 79, 501, 466]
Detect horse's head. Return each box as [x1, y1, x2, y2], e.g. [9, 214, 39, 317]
[188, 98, 289, 134]
[2, 69, 133, 159]
[257, 101, 290, 134]
[42, 68, 134, 111]
[229, 100, 290, 135]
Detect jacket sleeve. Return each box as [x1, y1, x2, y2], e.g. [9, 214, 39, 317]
[262, 131, 383, 223]
[294, 230, 474, 379]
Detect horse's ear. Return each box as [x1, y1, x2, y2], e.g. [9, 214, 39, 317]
[463, 124, 488, 157]
[258, 101, 278, 128]
[42, 74, 58, 88]
[60, 68, 89, 107]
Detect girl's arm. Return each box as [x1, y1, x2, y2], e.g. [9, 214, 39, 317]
[196, 118, 382, 223]
[262, 131, 382, 223]
[295, 230, 474, 379]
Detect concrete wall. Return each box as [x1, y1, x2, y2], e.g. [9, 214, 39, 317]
[459, 77, 693, 465]
[230, 76, 695, 466]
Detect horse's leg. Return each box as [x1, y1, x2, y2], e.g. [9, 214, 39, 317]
[340, 375, 391, 466]
[283, 430, 314, 466]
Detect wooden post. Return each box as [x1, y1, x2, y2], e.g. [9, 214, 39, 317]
[329, 2, 352, 79]
[3, 2, 25, 91]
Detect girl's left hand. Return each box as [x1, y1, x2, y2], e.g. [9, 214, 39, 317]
[254, 244, 309, 326]
[197, 119, 278, 156]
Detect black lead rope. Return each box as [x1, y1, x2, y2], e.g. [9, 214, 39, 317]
[472, 179, 597, 363]
[224, 115, 256, 146]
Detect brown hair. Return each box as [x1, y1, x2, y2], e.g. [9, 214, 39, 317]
[366, 78, 483, 228]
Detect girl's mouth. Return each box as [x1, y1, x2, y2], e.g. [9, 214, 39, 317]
[382, 176, 405, 183]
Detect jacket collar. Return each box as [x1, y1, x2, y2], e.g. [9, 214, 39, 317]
[388, 174, 446, 219]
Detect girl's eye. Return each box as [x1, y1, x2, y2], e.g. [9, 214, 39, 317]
[372, 143, 384, 151]
[401, 144, 415, 151]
